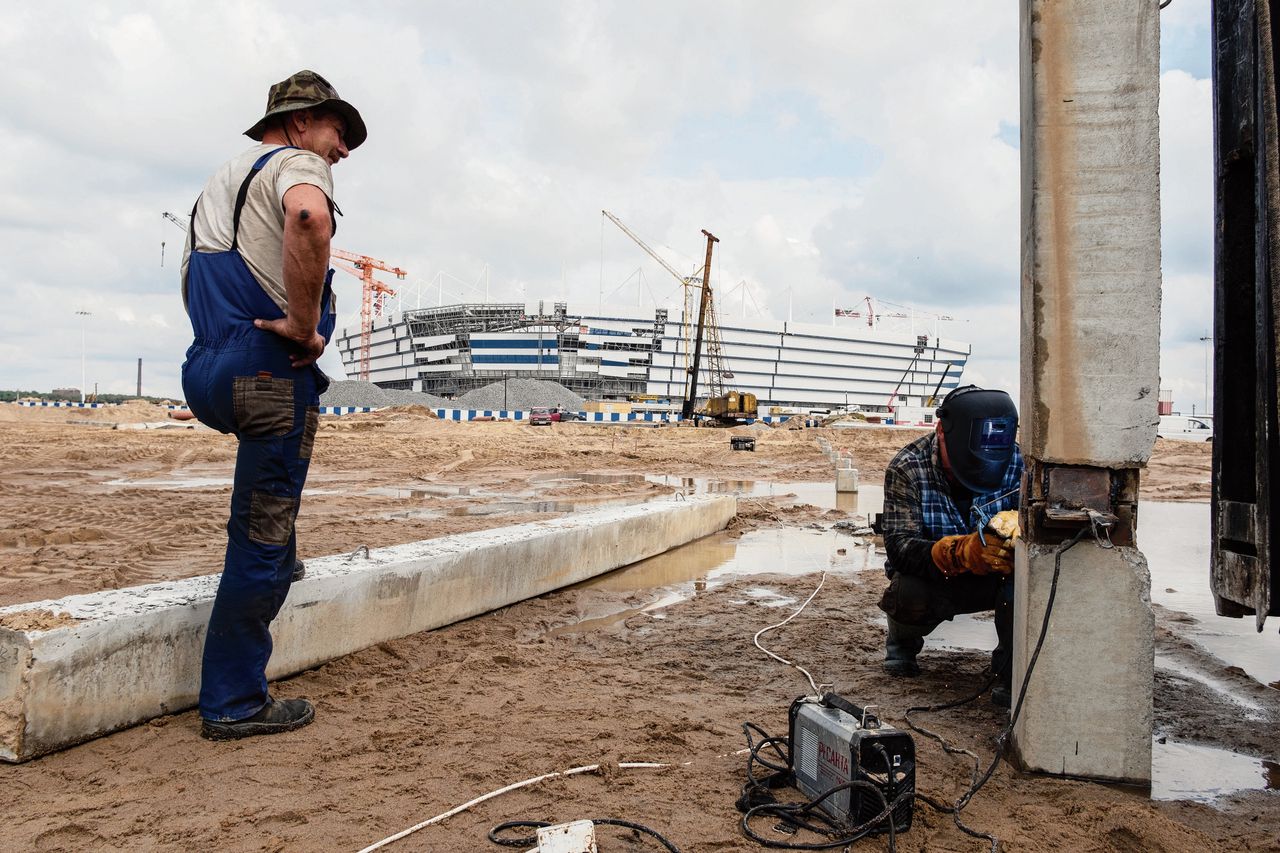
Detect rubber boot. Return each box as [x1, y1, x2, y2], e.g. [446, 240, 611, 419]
[990, 580, 1014, 707]
[883, 617, 929, 677]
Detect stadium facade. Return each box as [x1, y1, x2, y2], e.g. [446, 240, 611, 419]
[333, 302, 970, 413]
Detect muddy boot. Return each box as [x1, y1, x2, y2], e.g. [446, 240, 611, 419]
[292, 559, 305, 582]
[201, 697, 314, 740]
[883, 617, 927, 678]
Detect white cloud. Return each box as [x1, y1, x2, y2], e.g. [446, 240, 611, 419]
[0, 1, 1211, 405]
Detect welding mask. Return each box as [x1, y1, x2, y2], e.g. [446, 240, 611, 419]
[935, 386, 1018, 494]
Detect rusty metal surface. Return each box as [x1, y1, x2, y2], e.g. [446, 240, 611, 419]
[1022, 460, 1136, 547]
[1211, 0, 1279, 631]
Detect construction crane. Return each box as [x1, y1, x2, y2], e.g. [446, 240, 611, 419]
[161, 210, 406, 382]
[160, 211, 189, 267]
[601, 211, 746, 421]
[329, 249, 407, 381]
[835, 297, 956, 330]
[834, 296, 877, 327]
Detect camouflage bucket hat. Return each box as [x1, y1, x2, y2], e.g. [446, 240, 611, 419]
[243, 69, 367, 150]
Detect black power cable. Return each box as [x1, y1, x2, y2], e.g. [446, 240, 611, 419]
[488, 817, 683, 852]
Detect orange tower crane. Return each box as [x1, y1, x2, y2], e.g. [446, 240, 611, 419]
[330, 249, 407, 381]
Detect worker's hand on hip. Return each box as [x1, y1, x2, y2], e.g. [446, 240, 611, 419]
[254, 317, 326, 367]
[931, 532, 1014, 578]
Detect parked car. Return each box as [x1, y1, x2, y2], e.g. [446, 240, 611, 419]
[529, 406, 554, 426]
[548, 406, 584, 422]
[1157, 414, 1213, 441]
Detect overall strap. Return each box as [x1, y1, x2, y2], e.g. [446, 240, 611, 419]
[187, 146, 296, 251]
[230, 146, 295, 251]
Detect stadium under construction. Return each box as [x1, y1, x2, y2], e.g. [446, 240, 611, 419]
[333, 301, 970, 415]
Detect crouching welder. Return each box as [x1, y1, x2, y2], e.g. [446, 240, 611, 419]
[878, 385, 1023, 707]
[180, 70, 367, 739]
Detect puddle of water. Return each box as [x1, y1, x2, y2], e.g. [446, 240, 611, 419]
[925, 613, 1000, 656]
[366, 485, 473, 499]
[530, 471, 647, 485]
[581, 527, 881, 598]
[645, 476, 882, 515]
[387, 500, 581, 520]
[1141, 502, 1280, 687]
[450, 500, 576, 515]
[1151, 739, 1280, 802]
[105, 477, 233, 489]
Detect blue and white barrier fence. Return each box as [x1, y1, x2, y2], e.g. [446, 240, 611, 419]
[11, 401, 107, 409]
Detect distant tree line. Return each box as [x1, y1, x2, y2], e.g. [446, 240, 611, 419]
[0, 390, 177, 404]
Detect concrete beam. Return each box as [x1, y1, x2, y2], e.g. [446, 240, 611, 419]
[0, 495, 735, 763]
[1015, 0, 1160, 783]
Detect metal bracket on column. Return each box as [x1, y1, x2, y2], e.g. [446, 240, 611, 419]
[1023, 460, 1138, 547]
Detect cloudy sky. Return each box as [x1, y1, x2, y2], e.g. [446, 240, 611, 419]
[1, 1, 1212, 410]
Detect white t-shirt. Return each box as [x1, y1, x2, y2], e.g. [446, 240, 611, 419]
[182, 143, 336, 314]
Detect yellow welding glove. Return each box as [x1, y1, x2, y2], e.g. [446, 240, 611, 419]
[987, 510, 1021, 541]
[931, 532, 1013, 578]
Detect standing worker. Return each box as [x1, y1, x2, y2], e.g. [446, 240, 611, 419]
[180, 70, 366, 739]
[878, 385, 1022, 707]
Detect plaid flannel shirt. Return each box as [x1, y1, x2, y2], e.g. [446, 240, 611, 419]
[882, 432, 1023, 579]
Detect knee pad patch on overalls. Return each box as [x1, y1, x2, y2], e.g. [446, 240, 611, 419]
[299, 406, 319, 459]
[248, 491, 299, 545]
[233, 375, 295, 436]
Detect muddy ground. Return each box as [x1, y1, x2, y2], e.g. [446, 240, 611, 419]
[2, 403, 1273, 852]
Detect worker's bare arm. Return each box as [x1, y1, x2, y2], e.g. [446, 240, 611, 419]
[255, 183, 331, 366]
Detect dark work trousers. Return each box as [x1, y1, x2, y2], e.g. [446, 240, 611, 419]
[183, 334, 323, 721]
[182, 146, 334, 722]
[878, 571, 1013, 682]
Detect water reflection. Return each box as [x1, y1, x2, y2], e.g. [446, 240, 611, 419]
[1152, 739, 1280, 802]
[644, 475, 882, 516]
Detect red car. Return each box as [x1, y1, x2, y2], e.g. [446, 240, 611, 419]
[529, 406, 554, 426]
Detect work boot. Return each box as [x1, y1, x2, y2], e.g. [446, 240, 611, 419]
[991, 684, 1012, 709]
[292, 559, 305, 582]
[201, 697, 314, 741]
[883, 659, 922, 678]
[883, 616, 927, 678]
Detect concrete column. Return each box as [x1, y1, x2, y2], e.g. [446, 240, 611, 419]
[1014, 0, 1159, 784]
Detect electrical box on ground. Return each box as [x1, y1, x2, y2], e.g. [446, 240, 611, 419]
[536, 820, 597, 853]
[788, 694, 915, 834]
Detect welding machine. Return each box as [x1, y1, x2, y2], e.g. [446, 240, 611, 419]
[787, 694, 915, 834]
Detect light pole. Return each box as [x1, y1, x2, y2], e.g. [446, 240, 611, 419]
[1199, 331, 1212, 416]
[75, 310, 92, 404]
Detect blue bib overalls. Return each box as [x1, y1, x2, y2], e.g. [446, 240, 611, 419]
[181, 147, 336, 722]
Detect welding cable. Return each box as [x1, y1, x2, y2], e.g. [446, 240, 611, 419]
[355, 761, 670, 852]
[738, 722, 909, 851]
[902, 525, 1093, 853]
[740, 777, 909, 851]
[753, 572, 832, 695]
[488, 818, 682, 852]
[742, 721, 791, 778]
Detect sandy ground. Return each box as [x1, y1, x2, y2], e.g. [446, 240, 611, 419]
[2, 403, 1271, 852]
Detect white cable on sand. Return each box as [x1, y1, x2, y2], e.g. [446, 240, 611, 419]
[356, 761, 668, 852]
[752, 571, 830, 696]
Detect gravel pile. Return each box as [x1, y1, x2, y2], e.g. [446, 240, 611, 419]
[319, 380, 447, 409]
[319, 378, 585, 411]
[455, 379, 586, 411]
